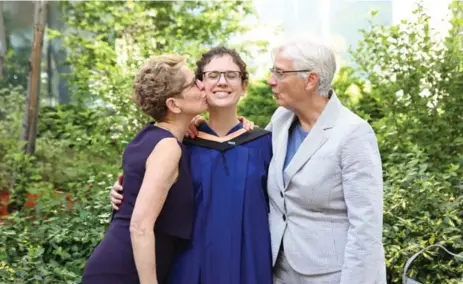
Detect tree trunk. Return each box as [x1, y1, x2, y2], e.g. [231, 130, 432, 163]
[46, 2, 53, 104]
[0, 1, 6, 80]
[21, 0, 48, 154]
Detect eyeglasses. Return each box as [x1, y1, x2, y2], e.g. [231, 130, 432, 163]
[269, 67, 312, 81]
[202, 71, 242, 83]
[178, 77, 197, 94]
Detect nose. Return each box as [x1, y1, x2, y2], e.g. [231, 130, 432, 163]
[217, 73, 228, 85]
[267, 74, 277, 86]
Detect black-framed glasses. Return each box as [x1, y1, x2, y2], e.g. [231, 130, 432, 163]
[202, 71, 242, 83]
[269, 67, 312, 80]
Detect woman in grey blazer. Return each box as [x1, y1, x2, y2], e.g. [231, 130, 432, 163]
[265, 39, 386, 284]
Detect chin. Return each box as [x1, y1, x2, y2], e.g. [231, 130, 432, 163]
[208, 94, 240, 106]
[273, 97, 285, 107]
[208, 101, 237, 109]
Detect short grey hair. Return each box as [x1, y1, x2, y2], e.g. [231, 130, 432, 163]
[272, 39, 336, 97]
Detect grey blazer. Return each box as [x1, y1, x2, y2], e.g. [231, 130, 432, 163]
[266, 93, 386, 283]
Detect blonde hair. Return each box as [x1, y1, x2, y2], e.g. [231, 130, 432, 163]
[132, 54, 186, 121]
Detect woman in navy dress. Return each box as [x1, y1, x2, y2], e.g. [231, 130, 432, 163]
[82, 54, 208, 284]
[111, 47, 273, 284]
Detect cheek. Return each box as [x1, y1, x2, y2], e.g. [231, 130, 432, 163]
[276, 82, 289, 96]
[193, 93, 201, 101]
[186, 92, 200, 103]
[205, 93, 214, 102]
[282, 82, 301, 100]
[204, 83, 214, 93]
[232, 85, 245, 96]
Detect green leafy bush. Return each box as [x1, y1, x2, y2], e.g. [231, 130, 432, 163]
[382, 150, 463, 283]
[350, 3, 463, 283]
[238, 79, 276, 128]
[0, 178, 115, 284]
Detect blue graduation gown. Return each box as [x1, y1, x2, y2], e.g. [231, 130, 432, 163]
[168, 123, 273, 284]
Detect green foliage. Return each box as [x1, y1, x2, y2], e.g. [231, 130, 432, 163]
[332, 66, 385, 122]
[0, 178, 115, 283]
[349, 3, 463, 283]
[0, 9, 31, 90]
[238, 79, 276, 128]
[0, 48, 30, 90]
[353, 4, 463, 169]
[50, 0, 257, 139]
[0, 88, 120, 282]
[0, 86, 29, 208]
[0, 84, 122, 205]
[382, 150, 463, 283]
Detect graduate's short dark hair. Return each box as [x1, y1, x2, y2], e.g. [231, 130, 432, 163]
[195, 46, 249, 83]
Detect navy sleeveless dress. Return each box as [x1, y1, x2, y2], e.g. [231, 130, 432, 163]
[82, 123, 194, 284]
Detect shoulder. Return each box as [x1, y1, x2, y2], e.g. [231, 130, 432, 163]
[156, 137, 181, 148]
[241, 127, 272, 146]
[335, 108, 380, 160]
[125, 124, 168, 157]
[148, 137, 182, 162]
[337, 107, 376, 140]
[242, 128, 272, 156]
[129, 123, 171, 145]
[249, 127, 271, 138]
[249, 128, 272, 148]
[155, 137, 181, 153]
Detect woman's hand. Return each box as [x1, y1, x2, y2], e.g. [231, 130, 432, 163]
[186, 115, 206, 138]
[110, 174, 124, 210]
[238, 116, 255, 131]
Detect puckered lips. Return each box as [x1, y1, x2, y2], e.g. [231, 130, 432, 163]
[272, 90, 280, 99]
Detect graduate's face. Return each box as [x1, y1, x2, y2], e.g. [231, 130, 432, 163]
[202, 55, 247, 109]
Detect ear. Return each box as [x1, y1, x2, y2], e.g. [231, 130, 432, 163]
[165, 97, 181, 114]
[304, 72, 318, 92]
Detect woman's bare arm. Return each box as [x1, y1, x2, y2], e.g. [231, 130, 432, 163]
[130, 138, 181, 284]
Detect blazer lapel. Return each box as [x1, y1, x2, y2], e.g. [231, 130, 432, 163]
[283, 93, 342, 188]
[274, 111, 296, 191]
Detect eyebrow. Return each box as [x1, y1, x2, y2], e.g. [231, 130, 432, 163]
[203, 70, 241, 72]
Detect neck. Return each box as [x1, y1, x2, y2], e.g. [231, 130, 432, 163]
[156, 117, 191, 141]
[293, 93, 329, 131]
[207, 106, 240, 137]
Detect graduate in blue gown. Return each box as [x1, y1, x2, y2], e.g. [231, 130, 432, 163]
[168, 47, 273, 284]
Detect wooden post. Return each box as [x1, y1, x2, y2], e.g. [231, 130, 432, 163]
[0, 1, 6, 80]
[21, 0, 48, 154]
